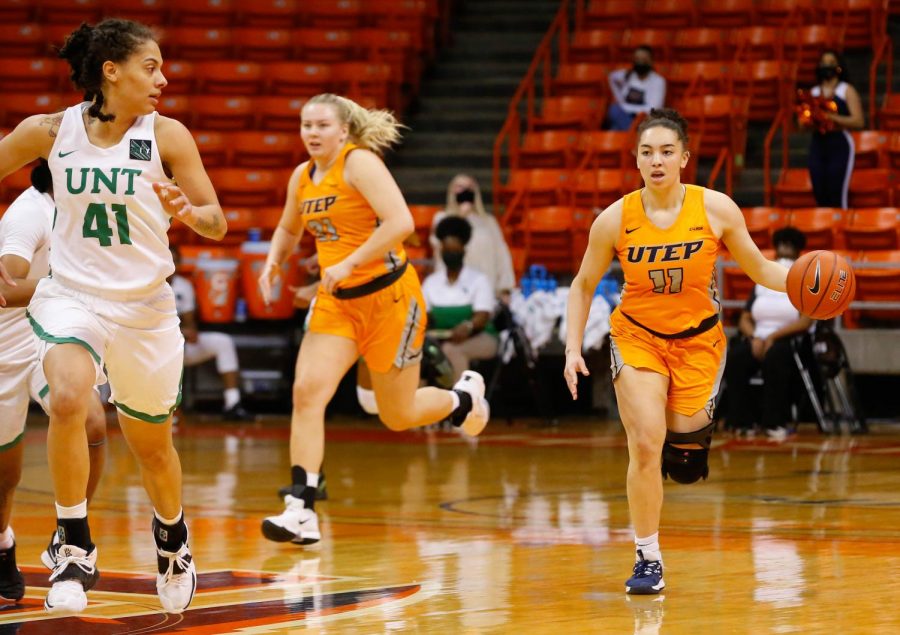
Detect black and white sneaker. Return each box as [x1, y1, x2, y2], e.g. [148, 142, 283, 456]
[44, 543, 99, 613]
[453, 371, 490, 436]
[625, 551, 665, 595]
[40, 530, 59, 570]
[0, 533, 25, 603]
[261, 495, 320, 545]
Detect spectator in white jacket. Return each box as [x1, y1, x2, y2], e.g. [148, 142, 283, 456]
[606, 45, 666, 131]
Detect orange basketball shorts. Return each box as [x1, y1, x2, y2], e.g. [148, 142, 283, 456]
[608, 309, 727, 417]
[308, 266, 425, 374]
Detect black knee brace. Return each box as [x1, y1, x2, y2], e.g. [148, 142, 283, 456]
[661, 421, 714, 484]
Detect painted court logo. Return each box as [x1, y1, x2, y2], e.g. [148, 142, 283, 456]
[129, 139, 152, 161]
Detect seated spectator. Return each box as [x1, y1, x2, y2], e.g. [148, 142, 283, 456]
[169, 247, 252, 421]
[723, 227, 813, 440]
[430, 173, 516, 298]
[606, 45, 666, 131]
[423, 217, 499, 382]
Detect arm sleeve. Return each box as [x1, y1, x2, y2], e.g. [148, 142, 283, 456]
[0, 202, 47, 264]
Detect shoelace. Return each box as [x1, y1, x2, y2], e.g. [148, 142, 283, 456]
[632, 560, 662, 579]
[49, 552, 94, 582]
[161, 547, 192, 583]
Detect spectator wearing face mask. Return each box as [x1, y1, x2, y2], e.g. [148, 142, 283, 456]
[722, 227, 814, 440]
[606, 45, 666, 131]
[430, 173, 516, 299]
[423, 216, 499, 382]
[802, 49, 865, 209]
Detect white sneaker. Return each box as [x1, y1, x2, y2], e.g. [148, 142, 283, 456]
[40, 531, 59, 570]
[453, 370, 490, 436]
[156, 540, 197, 614]
[261, 495, 321, 545]
[44, 543, 99, 614]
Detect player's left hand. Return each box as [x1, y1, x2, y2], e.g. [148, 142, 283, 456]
[153, 182, 193, 221]
[321, 260, 354, 295]
[563, 351, 590, 400]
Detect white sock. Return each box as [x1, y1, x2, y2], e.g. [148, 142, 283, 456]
[449, 390, 460, 411]
[356, 386, 379, 415]
[56, 500, 88, 519]
[635, 532, 662, 562]
[0, 526, 13, 550]
[224, 388, 241, 410]
[306, 472, 319, 489]
[154, 508, 183, 527]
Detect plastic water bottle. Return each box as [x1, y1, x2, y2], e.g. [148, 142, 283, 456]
[521, 277, 533, 298]
[247, 227, 262, 242]
[234, 297, 248, 323]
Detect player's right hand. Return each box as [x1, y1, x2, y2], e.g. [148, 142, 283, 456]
[257, 261, 281, 306]
[563, 352, 590, 400]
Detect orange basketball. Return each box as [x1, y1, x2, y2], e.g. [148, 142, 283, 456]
[786, 250, 856, 320]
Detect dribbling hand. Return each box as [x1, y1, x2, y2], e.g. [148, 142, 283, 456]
[258, 261, 281, 306]
[564, 351, 590, 400]
[153, 182, 193, 221]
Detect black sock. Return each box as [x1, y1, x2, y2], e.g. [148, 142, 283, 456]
[57, 517, 92, 551]
[153, 512, 187, 553]
[450, 390, 473, 427]
[290, 465, 315, 510]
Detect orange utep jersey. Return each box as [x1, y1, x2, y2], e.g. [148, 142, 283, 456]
[296, 143, 407, 288]
[614, 184, 721, 335]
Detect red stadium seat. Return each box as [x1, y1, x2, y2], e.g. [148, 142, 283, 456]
[36, 0, 102, 24]
[570, 169, 637, 209]
[0, 0, 36, 22]
[155, 95, 192, 125]
[674, 94, 749, 162]
[616, 29, 673, 64]
[0, 58, 64, 93]
[850, 131, 889, 169]
[265, 63, 333, 97]
[786, 207, 847, 249]
[229, 131, 299, 169]
[208, 168, 284, 207]
[233, 0, 299, 28]
[499, 169, 570, 216]
[572, 130, 633, 170]
[666, 62, 731, 102]
[741, 207, 789, 248]
[671, 29, 725, 63]
[814, 0, 888, 51]
[843, 208, 900, 250]
[194, 61, 263, 95]
[332, 62, 398, 110]
[255, 96, 307, 132]
[192, 96, 255, 130]
[101, 0, 169, 24]
[531, 96, 607, 131]
[568, 30, 623, 65]
[774, 168, 816, 208]
[292, 29, 357, 63]
[879, 94, 900, 131]
[232, 28, 293, 62]
[581, 0, 639, 30]
[782, 24, 845, 86]
[696, 0, 755, 28]
[551, 63, 612, 97]
[369, 0, 435, 58]
[0, 93, 64, 127]
[192, 130, 229, 167]
[853, 250, 900, 324]
[169, 0, 234, 27]
[636, 0, 695, 30]
[512, 206, 593, 275]
[727, 27, 784, 62]
[356, 28, 422, 94]
[162, 27, 233, 61]
[0, 24, 46, 57]
[730, 60, 796, 122]
[516, 130, 579, 169]
[159, 60, 195, 95]
[849, 169, 893, 208]
[408, 204, 441, 250]
[301, 0, 364, 29]
[756, 0, 816, 26]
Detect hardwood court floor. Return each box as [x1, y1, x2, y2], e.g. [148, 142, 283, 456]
[4, 414, 900, 634]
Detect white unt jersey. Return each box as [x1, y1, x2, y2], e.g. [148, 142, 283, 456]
[0, 186, 54, 361]
[47, 102, 175, 298]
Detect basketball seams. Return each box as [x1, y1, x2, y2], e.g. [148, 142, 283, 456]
[808, 251, 836, 318]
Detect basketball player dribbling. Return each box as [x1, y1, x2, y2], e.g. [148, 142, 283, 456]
[564, 109, 791, 594]
[0, 19, 227, 614]
[258, 93, 490, 545]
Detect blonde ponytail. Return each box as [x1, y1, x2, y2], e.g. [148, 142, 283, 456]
[305, 93, 405, 155]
